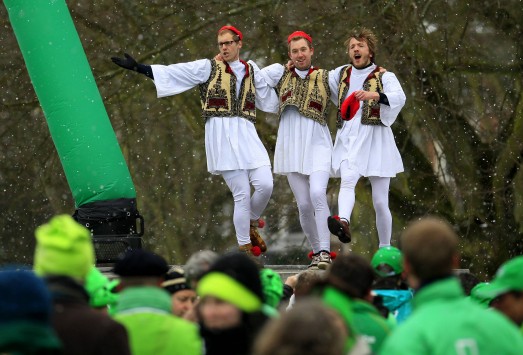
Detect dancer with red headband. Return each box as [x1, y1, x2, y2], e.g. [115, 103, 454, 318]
[111, 25, 277, 257]
[327, 27, 406, 248]
[258, 31, 334, 269]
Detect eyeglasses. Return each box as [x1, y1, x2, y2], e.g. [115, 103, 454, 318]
[218, 40, 238, 47]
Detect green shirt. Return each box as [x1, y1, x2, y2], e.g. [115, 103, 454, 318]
[379, 277, 523, 355]
[321, 286, 356, 352]
[113, 286, 202, 355]
[352, 299, 393, 353]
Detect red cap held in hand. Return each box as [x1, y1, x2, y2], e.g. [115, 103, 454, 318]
[340, 92, 360, 121]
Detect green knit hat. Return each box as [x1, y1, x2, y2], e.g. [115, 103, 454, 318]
[371, 246, 403, 277]
[34, 214, 95, 279]
[84, 267, 119, 308]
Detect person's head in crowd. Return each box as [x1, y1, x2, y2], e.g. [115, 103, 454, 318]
[0, 267, 61, 353]
[185, 249, 219, 289]
[196, 252, 268, 354]
[84, 266, 119, 313]
[197, 252, 264, 326]
[253, 298, 347, 355]
[470, 282, 493, 308]
[400, 216, 459, 289]
[33, 214, 95, 281]
[113, 248, 169, 289]
[294, 269, 326, 300]
[457, 272, 480, 296]
[477, 255, 523, 326]
[327, 253, 375, 302]
[162, 266, 197, 318]
[371, 246, 409, 290]
[259, 268, 284, 309]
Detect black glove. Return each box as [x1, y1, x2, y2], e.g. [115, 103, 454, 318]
[111, 53, 139, 71]
[111, 53, 154, 79]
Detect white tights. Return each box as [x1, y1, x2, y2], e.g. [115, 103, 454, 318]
[287, 171, 331, 253]
[222, 166, 273, 245]
[338, 161, 392, 247]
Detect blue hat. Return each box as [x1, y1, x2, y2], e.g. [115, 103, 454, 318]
[0, 267, 52, 323]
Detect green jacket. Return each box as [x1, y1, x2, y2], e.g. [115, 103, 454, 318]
[379, 277, 523, 355]
[352, 299, 393, 353]
[0, 321, 61, 354]
[113, 286, 202, 355]
[321, 286, 356, 352]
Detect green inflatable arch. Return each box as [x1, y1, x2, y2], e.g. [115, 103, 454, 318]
[4, 0, 143, 240]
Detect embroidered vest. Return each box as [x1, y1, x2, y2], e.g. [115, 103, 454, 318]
[336, 65, 384, 128]
[275, 67, 330, 126]
[198, 59, 257, 123]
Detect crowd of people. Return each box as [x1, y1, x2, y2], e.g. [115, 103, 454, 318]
[2, 214, 523, 355]
[111, 24, 406, 268]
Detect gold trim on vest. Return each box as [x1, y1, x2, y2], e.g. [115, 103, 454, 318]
[276, 67, 330, 126]
[198, 59, 257, 123]
[336, 65, 384, 128]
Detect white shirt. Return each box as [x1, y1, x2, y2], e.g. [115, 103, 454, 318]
[151, 59, 278, 174]
[260, 63, 333, 175]
[328, 64, 406, 177]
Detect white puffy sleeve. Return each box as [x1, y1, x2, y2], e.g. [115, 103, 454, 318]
[150, 59, 211, 98]
[380, 72, 406, 127]
[252, 62, 283, 114]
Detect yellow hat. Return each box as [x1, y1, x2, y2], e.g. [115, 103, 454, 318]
[34, 214, 95, 279]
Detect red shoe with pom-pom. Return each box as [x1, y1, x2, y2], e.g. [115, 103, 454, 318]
[249, 219, 267, 253]
[327, 215, 351, 243]
[238, 243, 261, 257]
[308, 250, 334, 270]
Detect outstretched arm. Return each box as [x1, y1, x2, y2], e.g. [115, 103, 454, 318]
[111, 53, 154, 79]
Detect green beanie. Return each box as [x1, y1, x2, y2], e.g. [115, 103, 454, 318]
[34, 214, 95, 279]
[85, 267, 119, 308]
[259, 268, 284, 308]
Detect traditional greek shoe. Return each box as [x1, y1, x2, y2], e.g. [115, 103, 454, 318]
[250, 219, 267, 253]
[308, 252, 321, 269]
[327, 215, 352, 243]
[317, 251, 332, 270]
[238, 242, 262, 257]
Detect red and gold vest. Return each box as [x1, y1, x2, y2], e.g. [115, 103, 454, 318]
[276, 67, 330, 126]
[199, 59, 257, 123]
[336, 65, 384, 128]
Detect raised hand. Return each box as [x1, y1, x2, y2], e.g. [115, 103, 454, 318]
[111, 53, 139, 71]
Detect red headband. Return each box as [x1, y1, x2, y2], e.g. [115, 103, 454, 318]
[287, 31, 312, 44]
[218, 25, 243, 40]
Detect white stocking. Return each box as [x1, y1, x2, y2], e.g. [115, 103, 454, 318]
[223, 167, 273, 245]
[287, 171, 330, 253]
[338, 160, 361, 222]
[369, 176, 392, 247]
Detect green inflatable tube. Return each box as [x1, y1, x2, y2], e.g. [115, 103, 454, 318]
[4, 0, 136, 208]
